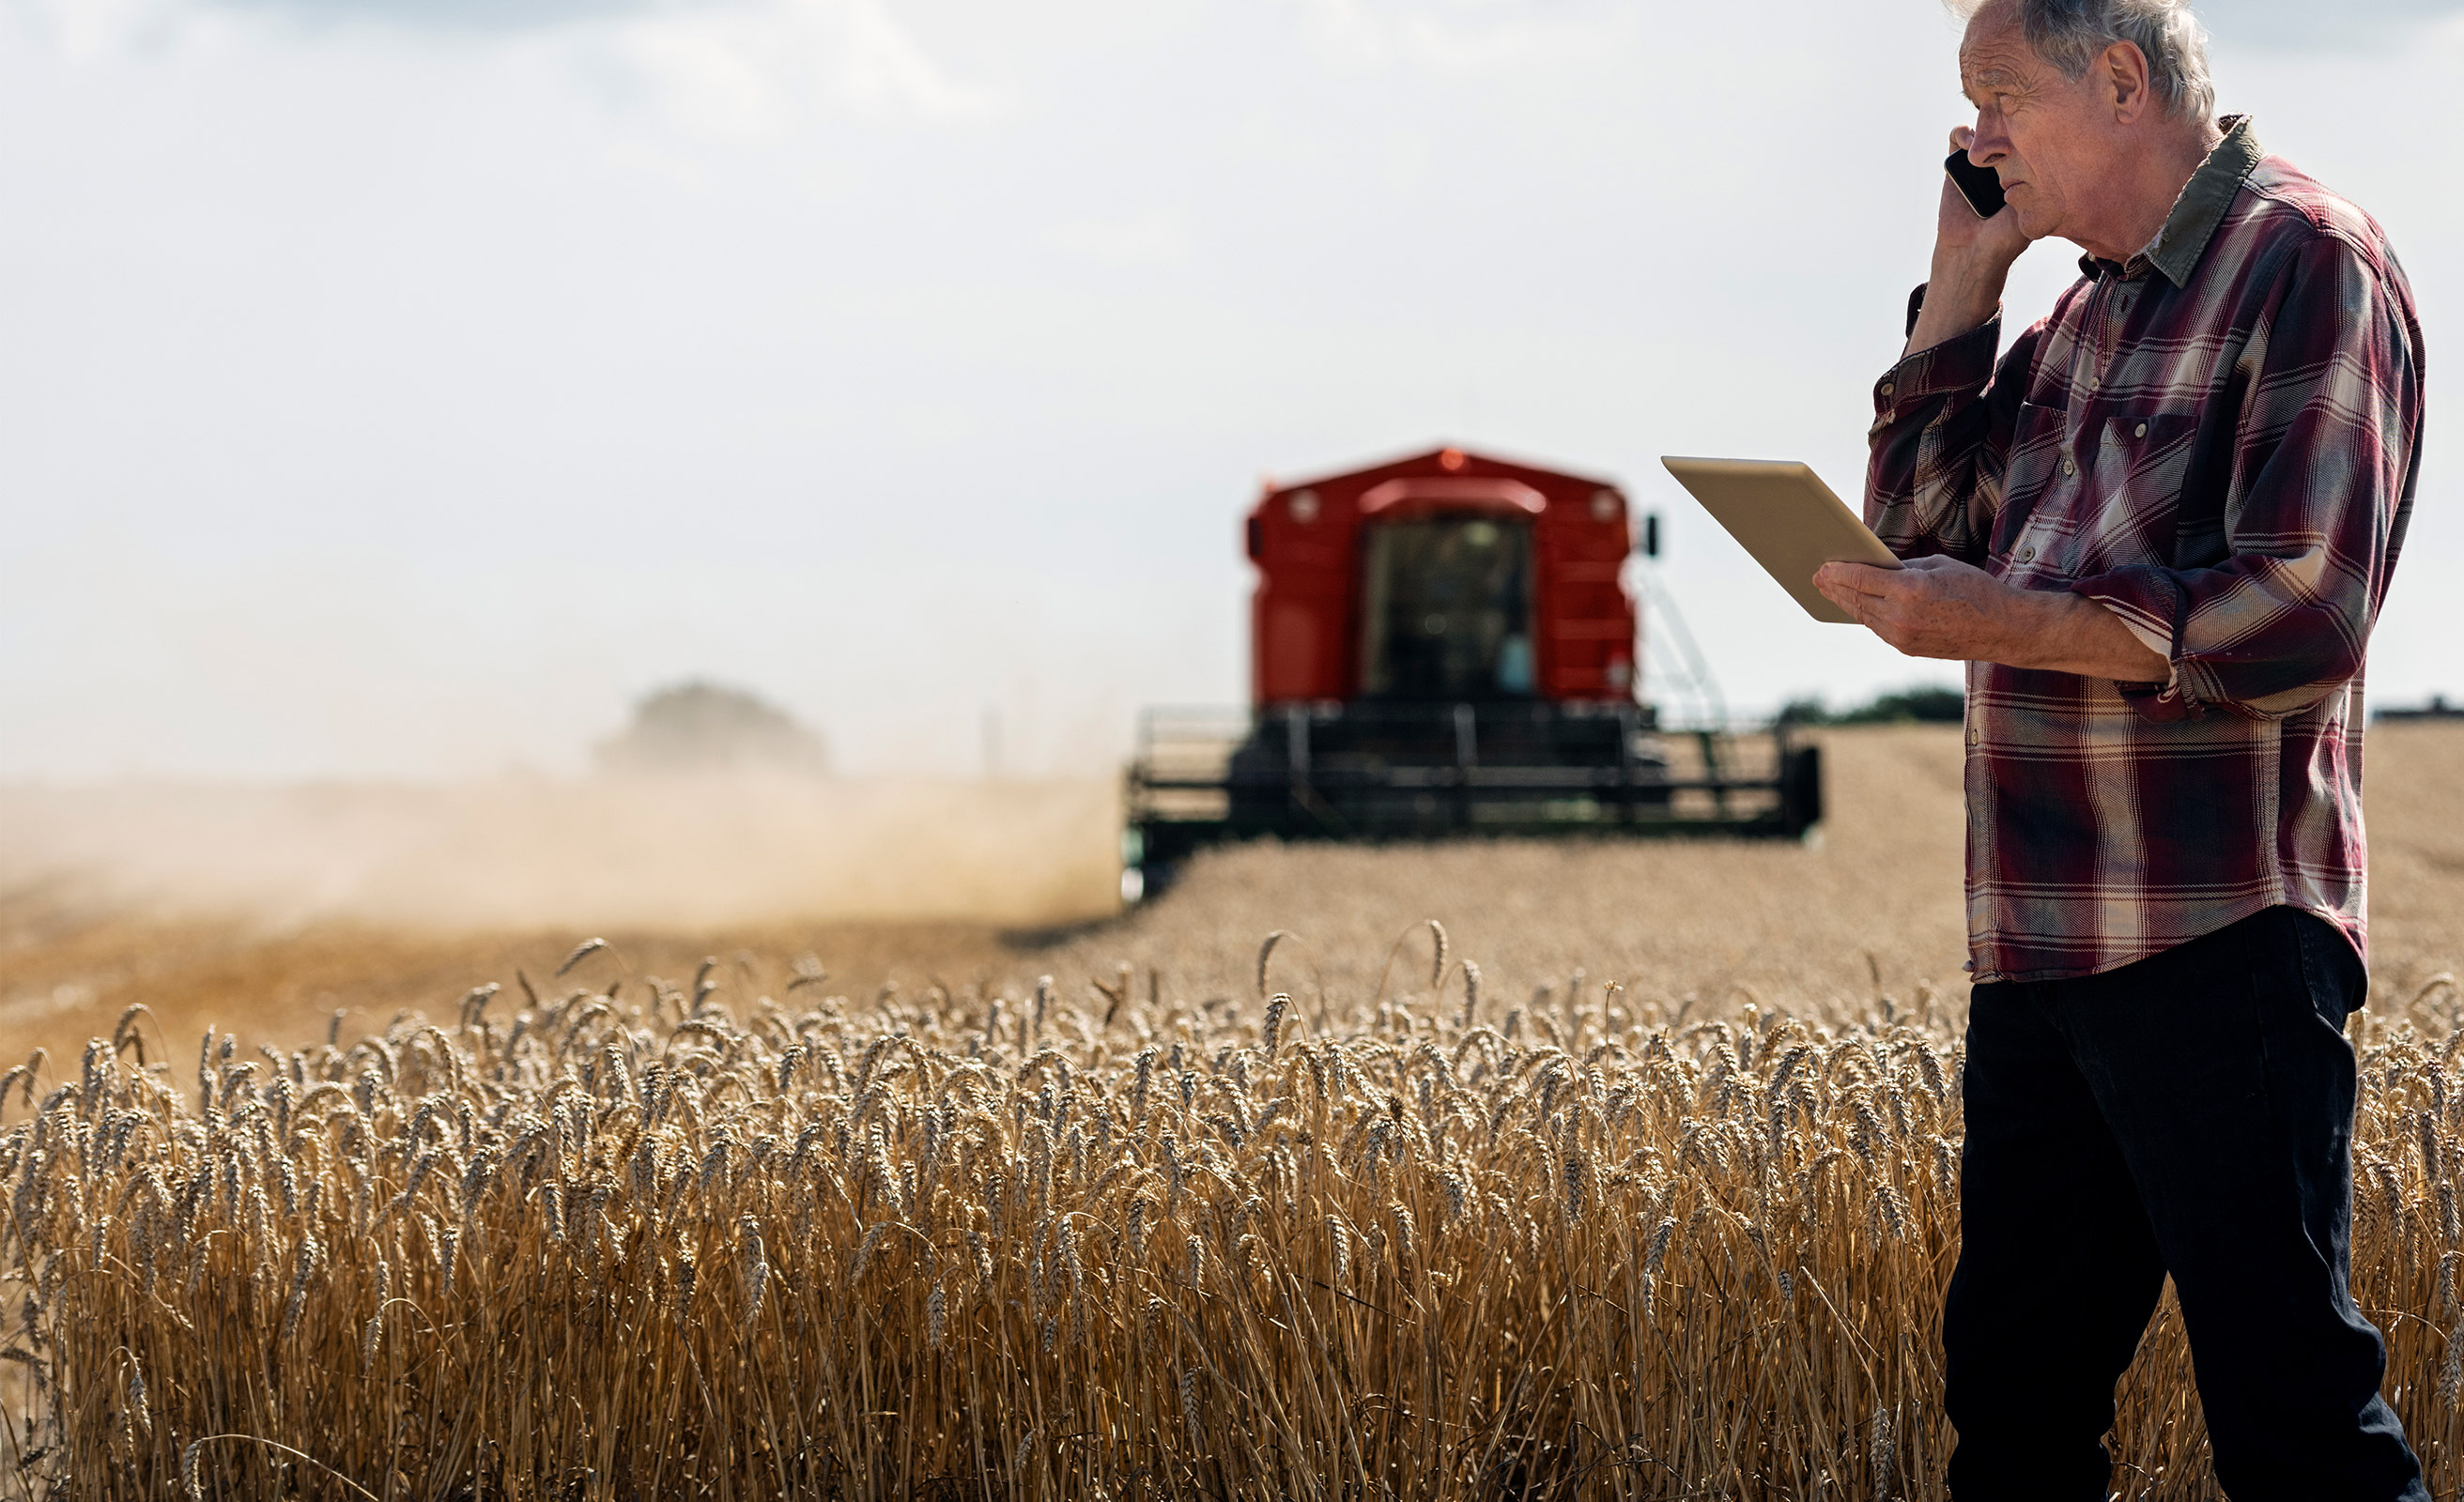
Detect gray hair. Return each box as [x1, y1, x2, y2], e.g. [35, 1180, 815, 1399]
[1958, 0, 2217, 125]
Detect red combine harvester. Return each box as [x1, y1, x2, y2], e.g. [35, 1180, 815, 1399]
[1124, 446, 1821, 897]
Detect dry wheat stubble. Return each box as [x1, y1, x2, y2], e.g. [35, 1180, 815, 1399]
[4, 727, 2464, 1496]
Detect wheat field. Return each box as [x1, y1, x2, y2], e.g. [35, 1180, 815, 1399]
[7, 726, 2464, 1499]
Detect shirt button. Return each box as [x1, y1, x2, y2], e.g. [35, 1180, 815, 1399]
[1966, 724, 1979, 746]
[1879, 381, 1895, 396]
[2134, 422, 2148, 437]
[2018, 545, 2037, 563]
[2061, 457, 2077, 477]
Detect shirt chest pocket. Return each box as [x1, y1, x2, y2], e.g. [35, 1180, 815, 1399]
[1997, 409, 2201, 580]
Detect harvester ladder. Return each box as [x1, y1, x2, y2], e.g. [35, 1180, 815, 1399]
[1640, 570, 1738, 811]
[1638, 571, 1728, 729]
[1283, 704, 1350, 836]
[1453, 703, 1477, 826]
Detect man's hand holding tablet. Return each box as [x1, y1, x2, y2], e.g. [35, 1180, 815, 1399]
[1660, 455, 2169, 681]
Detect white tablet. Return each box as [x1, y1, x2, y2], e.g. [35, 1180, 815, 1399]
[1659, 457, 1902, 624]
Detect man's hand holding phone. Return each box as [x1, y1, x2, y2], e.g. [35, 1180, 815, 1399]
[1905, 128, 2033, 357]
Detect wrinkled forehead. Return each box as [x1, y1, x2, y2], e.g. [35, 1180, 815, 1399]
[1958, 8, 2040, 96]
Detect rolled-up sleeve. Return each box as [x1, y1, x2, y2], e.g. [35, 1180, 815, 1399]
[1864, 289, 2041, 566]
[2070, 234, 2425, 723]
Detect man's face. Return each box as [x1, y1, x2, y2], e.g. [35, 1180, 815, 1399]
[1958, 5, 2119, 244]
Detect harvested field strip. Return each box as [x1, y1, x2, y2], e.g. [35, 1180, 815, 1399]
[5, 941, 2464, 1498]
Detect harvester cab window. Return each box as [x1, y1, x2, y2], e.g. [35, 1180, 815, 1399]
[1359, 516, 1536, 699]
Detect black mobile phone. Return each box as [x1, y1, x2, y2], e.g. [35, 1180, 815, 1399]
[1945, 149, 2007, 219]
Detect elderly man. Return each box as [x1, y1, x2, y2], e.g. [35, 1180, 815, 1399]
[1812, 0, 2428, 1497]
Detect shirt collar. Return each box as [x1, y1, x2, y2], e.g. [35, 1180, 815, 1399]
[2075, 114, 2263, 289]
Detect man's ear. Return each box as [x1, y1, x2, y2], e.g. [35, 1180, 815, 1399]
[2103, 39, 2152, 123]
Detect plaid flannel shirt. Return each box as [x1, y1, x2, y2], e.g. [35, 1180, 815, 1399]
[1866, 117, 2426, 985]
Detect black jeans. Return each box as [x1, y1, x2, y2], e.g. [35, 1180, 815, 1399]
[1945, 905, 2427, 1501]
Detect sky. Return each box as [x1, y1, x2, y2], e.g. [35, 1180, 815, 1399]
[1, 0, 2457, 781]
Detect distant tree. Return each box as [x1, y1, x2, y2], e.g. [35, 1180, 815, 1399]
[1841, 685, 1965, 724]
[595, 682, 829, 776]
[1778, 684, 1964, 727]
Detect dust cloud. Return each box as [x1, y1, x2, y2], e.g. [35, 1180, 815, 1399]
[0, 774, 1122, 932]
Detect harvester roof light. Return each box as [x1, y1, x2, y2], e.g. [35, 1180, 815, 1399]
[1590, 488, 1620, 522]
[1439, 448, 1468, 472]
[1288, 489, 1320, 523]
[1358, 477, 1546, 515]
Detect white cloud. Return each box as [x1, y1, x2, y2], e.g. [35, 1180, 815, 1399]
[1280, 0, 1640, 75]
[830, 0, 991, 115]
[7, 0, 189, 56]
[7, 0, 999, 134]
[607, 0, 999, 137]
[2202, 0, 2464, 50]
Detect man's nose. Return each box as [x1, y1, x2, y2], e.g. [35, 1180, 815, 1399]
[1969, 115, 2012, 167]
